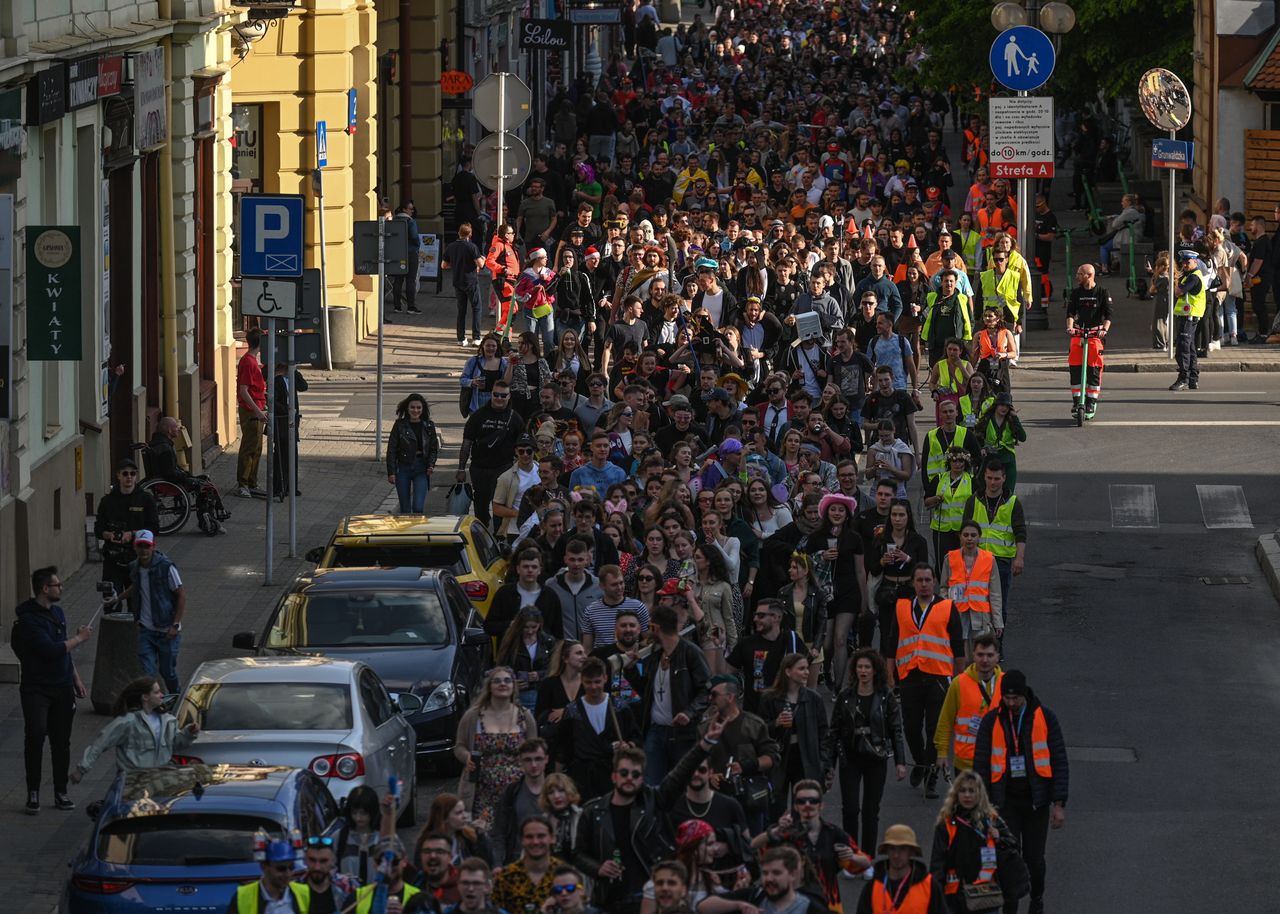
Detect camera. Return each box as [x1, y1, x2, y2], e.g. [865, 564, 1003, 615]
[96, 581, 116, 598]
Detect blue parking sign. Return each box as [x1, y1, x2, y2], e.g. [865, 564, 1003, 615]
[240, 195, 304, 278]
[989, 26, 1055, 92]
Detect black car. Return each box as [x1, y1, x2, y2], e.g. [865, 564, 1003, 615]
[233, 567, 490, 760]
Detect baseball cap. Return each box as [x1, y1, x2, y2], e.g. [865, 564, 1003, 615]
[134, 529, 156, 546]
[664, 394, 693, 410]
[706, 388, 733, 403]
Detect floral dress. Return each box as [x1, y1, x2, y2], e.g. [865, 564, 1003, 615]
[470, 710, 529, 824]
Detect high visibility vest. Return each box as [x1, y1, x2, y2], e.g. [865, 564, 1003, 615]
[871, 872, 937, 913]
[924, 426, 971, 481]
[989, 706, 1053, 781]
[923, 292, 973, 342]
[980, 269, 1022, 321]
[976, 207, 1014, 246]
[941, 819, 998, 894]
[956, 230, 982, 272]
[1175, 269, 1208, 318]
[946, 548, 994, 614]
[952, 670, 1001, 763]
[936, 360, 966, 394]
[980, 416, 1018, 455]
[235, 883, 311, 914]
[974, 327, 1014, 361]
[958, 394, 991, 428]
[895, 598, 956, 678]
[932, 473, 973, 533]
[970, 496, 1017, 559]
[353, 884, 421, 914]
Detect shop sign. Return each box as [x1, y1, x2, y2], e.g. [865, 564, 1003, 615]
[66, 55, 99, 110]
[520, 19, 572, 50]
[97, 55, 124, 98]
[0, 88, 22, 154]
[134, 46, 167, 150]
[27, 67, 66, 126]
[26, 226, 82, 361]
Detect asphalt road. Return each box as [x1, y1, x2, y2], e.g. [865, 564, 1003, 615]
[409, 367, 1280, 910]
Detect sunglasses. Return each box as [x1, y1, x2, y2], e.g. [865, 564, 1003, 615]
[516, 447, 534, 455]
[589, 380, 605, 387]
[794, 796, 821, 806]
[491, 393, 510, 399]
[615, 767, 644, 779]
[637, 575, 656, 582]
[551, 884, 582, 896]
[307, 836, 335, 847]
[119, 470, 138, 477]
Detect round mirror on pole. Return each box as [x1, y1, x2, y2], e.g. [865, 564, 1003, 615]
[1137, 68, 1192, 132]
[991, 1, 1030, 31]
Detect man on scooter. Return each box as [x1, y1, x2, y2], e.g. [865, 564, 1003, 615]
[1064, 263, 1113, 420]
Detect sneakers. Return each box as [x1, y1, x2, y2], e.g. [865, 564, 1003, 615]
[231, 486, 251, 498]
[1188, 380, 1198, 390]
[407, 306, 422, 314]
[460, 338, 473, 348]
[1169, 379, 1188, 391]
[54, 793, 74, 811]
[25, 791, 38, 815]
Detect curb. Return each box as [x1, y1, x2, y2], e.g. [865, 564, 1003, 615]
[1019, 359, 1280, 373]
[1256, 533, 1280, 604]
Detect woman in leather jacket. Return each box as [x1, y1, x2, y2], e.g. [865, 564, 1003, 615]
[553, 247, 596, 346]
[385, 392, 440, 513]
[759, 654, 829, 813]
[825, 648, 907, 854]
[495, 607, 556, 711]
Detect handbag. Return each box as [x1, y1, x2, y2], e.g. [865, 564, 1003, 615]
[729, 774, 772, 814]
[995, 834, 1030, 899]
[445, 482, 473, 516]
[961, 881, 1004, 911]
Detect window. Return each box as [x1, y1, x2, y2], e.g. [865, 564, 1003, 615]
[265, 589, 451, 648]
[471, 524, 501, 568]
[446, 579, 475, 630]
[179, 682, 353, 731]
[359, 670, 394, 727]
[98, 814, 282, 866]
[329, 543, 468, 573]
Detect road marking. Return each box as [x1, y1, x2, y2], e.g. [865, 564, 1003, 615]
[1016, 483, 1058, 526]
[1196, 484, 1253, 528]
[1089, 420, 1280, 426]
[1109, 484, 1159, 528]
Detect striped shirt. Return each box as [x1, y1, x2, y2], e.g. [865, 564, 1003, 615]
[580, 597, 650, 647]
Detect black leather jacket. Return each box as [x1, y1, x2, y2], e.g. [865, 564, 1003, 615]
[628, 636, 711, 740]
[825, 686, 908, 766]
[385, 417, 440, 475]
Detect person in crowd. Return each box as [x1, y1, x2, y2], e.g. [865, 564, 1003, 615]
[496, 607, 556, 711]
[758, 654, 827, 810]
[454, 667, 539, 827]
[934, 634, 1003, 776]
[71, 676, 196, 782]
[554, 656, 641, 800]
[492, 738, 553, 864]
[856, 825, 949, 914]
[423, 793, 495, 866]
[386, 392, 440, 513]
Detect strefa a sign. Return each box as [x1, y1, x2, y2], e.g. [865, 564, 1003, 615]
[26, 226, 82, 360]
[988, 96, 1055, 179]
[134, 46, 167, 150]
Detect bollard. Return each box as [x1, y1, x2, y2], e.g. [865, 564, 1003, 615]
[90, 612, 145, 715]
[326, 305, 357, 369]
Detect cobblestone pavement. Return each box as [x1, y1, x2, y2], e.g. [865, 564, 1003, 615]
[0, 292, 469, 912]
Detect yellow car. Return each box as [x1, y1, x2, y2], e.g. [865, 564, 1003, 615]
[306, 515, 508, 618]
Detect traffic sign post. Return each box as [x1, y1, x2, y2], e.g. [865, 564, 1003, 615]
[240, 195, 304, 278]
[264, 317, 276, 585]
[473, 73, 533, 227]
[240, 278, 299, 320]
[375, 219, 386, 463]
[313, 123, 332, 370]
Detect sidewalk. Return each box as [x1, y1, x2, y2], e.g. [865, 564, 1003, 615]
[0, 291, 469, 913]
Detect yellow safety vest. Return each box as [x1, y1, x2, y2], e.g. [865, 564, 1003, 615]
[235, 883, 311, 914]
[980, 268, 1023, 321]
[971, 496, 1017, 559]
[958, 394, 992, 428]
[923, 292, 973, 341]
[354, 883, 421, 914]
[956, 230, 982, 272]
[924, 426, 971, 481]
[1175, 268, 1208, 318]
[931, 472, 973, 532]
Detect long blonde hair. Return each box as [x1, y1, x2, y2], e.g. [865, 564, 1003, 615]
[937, 769, 1000, 825]
[470, 666, 517, 712]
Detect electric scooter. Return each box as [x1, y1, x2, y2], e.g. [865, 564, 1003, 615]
[1069, 327, 1103, 426]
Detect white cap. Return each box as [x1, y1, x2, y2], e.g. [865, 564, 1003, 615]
[528, 248, 547, 261]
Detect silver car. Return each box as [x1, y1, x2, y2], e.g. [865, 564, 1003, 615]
[175, 657, 421, 822]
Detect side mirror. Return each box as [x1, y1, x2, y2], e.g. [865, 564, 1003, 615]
[231, 632, 256, 651]
[394, 693, 424, 715]
[462, 627, 489, 647]
[305, 546, 324, 563]
[86, 801, 103, 820]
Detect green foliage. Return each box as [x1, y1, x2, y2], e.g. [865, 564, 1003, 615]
[901, 0, 1195, 110]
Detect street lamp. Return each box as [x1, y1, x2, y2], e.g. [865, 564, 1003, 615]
[1038, 2, 1077, 37]
[991, 2, 1029, 31]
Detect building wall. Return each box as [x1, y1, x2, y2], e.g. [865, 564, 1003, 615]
[1217, 88, 1265, 211]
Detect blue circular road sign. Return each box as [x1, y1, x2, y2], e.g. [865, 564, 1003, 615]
[989, 26, 1055, 92]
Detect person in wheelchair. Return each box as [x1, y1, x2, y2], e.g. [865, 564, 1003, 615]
[145, 416, 231, 534]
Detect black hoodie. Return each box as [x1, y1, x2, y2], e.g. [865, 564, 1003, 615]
[13, 598, 74, 692]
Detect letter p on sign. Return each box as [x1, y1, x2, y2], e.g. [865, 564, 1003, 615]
[255, 204, 290, 250]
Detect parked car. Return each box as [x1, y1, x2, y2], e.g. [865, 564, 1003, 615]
[304, 514, 509, 618]
[174, 657, 420, 817]
[63, 764, 342, 914]
[232, 567, 489, 762]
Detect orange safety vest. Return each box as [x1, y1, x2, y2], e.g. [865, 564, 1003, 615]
[941, 819, 998, 895]
[976, 207, 1014, 247]
[974, 327, 1015, 361]
[953, 671, 1002, 762]
[871, 872, 937, 913]
[989, 706, 1053, 781]
[895, 598, 956, 678]
[947, 549, 994, 615]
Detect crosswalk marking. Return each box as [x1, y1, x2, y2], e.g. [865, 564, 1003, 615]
[1016, 483, 1058, 527]
[1196, 485, 1253, 529]
[1109, 484, 1159, 528]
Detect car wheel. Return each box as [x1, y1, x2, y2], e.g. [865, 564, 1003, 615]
[396, 779, 417, 828]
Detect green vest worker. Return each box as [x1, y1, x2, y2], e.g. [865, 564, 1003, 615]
[341, 836, 422, 914]
[227, 837, 310, 914]
[923, 270, 973, 364]
[1170, 251, 1207, 391]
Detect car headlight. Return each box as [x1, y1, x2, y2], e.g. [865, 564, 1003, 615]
[422, 681, 456, 713]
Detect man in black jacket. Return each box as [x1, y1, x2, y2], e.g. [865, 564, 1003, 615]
[94, 458, 160, 595]
[574, 717, 724, 914]
[973, 671, 1068, 914]
[457, 380, 524, 528]
[272, 362, 309, 499]
[553, 657, 640, 801]
[146, 417, 196, 488]
[13, 566, 92, 814]
[623, 604, 711, 785]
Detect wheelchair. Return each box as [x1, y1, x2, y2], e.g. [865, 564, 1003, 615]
[132, 443, 232, 537]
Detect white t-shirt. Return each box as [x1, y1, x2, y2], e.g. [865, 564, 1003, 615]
[869, 438, 914, 498]
[516, 582, 543, 609]
[702, 289, 726, 326]
[582, 695, 610, 735]
[651, 665, 674, 725]
[511, 464, 540, 512]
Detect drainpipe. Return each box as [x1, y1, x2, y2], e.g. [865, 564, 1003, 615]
[399, 0, 413, 202]
[158, 0, 179, 423]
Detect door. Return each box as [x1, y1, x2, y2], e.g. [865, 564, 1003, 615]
[358, 669, 406, 794]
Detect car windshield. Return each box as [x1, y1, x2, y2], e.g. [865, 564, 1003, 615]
[98, 814, 283, 866]
[328, 543, 468, 574]
[179, 682, 353, 730]
[265, 590, 451, 648]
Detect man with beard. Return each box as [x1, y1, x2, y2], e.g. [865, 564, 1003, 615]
[722, 846, 828, 914]
[667, 753, 753, 874]
[590, 608, 645, 711]
[726, 600, 807, 716]
[297, 837, 353, 914]
[406, 832, 460, 910]
[343, 836, 422, 912]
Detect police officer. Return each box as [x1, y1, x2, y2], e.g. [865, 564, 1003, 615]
[226, 837, 308, 913]
[93, 458, 160, 597]
[1170, 250, 1207, 391]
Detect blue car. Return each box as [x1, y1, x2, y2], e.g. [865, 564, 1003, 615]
[64, 765, 344, 914]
